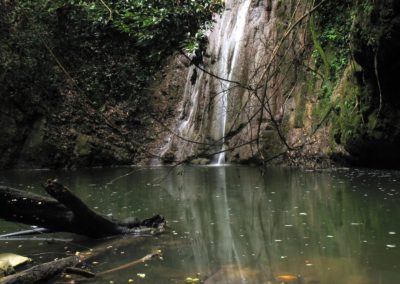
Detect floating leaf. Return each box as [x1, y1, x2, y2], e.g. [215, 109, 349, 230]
[275, 274, 299, 282]
[185, 277, 200, 283]
[0, 260, 15, 278]
[0, 253, 31, 267]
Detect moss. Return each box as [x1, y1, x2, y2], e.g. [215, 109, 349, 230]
[20, 117, 47, 158]
[25, 118, 46, 149]
[294, 92, 306, 129]
[312, 96, 331, 126]
[74, 134, 93, 156]
[331, 63, 363, 145]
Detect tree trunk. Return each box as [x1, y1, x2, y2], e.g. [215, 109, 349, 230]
[0, 180, 165, 238]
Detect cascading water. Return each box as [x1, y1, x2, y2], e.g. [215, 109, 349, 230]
[211, 0, 252, 164]
[161, 0, 277, 165]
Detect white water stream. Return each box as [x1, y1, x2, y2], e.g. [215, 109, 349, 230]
[211, 0, 252, 164]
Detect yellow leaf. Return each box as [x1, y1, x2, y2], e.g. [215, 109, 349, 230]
[0, 260, 15, 278]
[275, 274, 299, 282]
[0, 253, 31, 267]
[185, 277, 200, 283]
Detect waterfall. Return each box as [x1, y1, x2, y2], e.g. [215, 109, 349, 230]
[211, 0, 252, 164]
[161, 0, 277, 165]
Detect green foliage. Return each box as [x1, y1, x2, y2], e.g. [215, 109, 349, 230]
[307, 0, 355, 133]
[362, 1, 374, 15]
[53, 0, 223, 61]
[1, 0, 221, 111]
[311, 0, 353, 85]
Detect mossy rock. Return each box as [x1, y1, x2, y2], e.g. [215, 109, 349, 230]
[74, 133, 94, 156]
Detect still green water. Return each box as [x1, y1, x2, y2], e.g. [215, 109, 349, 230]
[0, 166, 399, 283]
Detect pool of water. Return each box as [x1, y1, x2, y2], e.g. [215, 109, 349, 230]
[0, 166, 399, 283]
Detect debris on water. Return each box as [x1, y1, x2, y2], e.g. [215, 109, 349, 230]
[351, 223, 362, 226]
[275, 274, 298, 282]
[389, 232, 396, 235]
[185, 277, 200, 283]
[0, 253, 31, 267]
[299, 212, 308, 216]
[386, 244, 396, 248]
[326, 235, 334, 238]
[137, 273, 145, 278]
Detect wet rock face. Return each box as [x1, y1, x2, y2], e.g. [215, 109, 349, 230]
[157, 0, 400, 168]
[0, 93, 139, 169]
[352, 0, 400, 107]
[161, 0, 282, 164]
[0, 103, 30, 168]
[344, 0, 400, 167]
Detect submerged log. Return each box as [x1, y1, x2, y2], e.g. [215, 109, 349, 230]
[0, 180, 165, 238]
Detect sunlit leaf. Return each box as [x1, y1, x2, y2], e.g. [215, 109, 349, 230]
[0, 260, 15, 278]
[185, 277, 200, 283]
[275, 274, 299, 282]
[0, 253, 31, 267]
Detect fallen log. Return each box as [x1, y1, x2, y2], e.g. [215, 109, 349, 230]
[0, 180, 165, 238]
[0, 256, 80, 284]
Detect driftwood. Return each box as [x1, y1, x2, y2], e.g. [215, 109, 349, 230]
[0, 228, 50, 238]
[0, 256, 80, 284]
[0, 180, 165, 238]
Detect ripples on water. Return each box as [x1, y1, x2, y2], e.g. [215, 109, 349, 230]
[0, 166, 399, 283]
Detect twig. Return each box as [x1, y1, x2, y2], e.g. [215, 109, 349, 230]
[98, 251, 161, 275]
[99, 0, 113, 21]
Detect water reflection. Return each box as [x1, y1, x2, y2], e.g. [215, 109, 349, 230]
[0, 166, 399, 283]
[161, 166, 399, 284]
